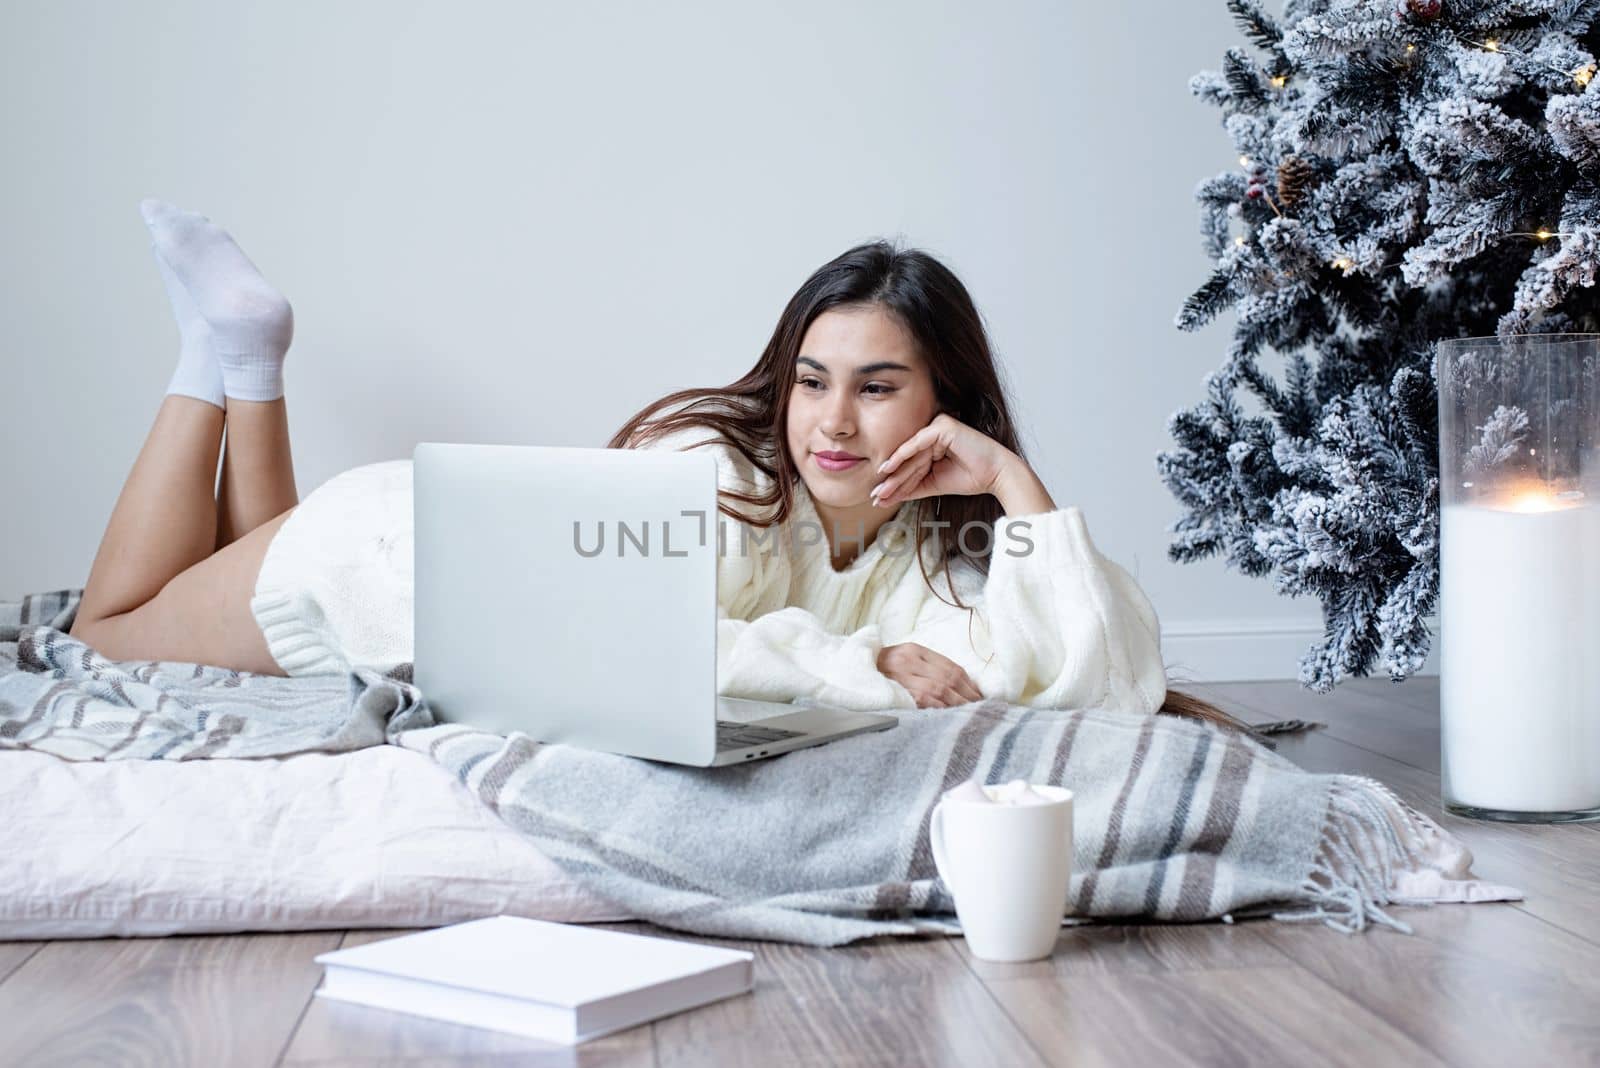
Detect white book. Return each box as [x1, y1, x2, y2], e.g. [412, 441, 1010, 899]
[313, 915, 755, 1046]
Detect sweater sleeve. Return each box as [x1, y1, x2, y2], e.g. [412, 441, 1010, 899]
[711, 487, 916, 713]
[888, 506, 1167, 716]
[631, 423, 915, 712]
[716, 608, 915, 712]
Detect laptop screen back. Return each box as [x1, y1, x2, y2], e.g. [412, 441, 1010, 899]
[413, 442, 719, 765]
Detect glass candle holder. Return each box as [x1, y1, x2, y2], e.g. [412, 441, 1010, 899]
[1437, 334, 1600, 823]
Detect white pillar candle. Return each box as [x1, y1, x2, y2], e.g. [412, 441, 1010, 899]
[1440, 496, 1600, 814]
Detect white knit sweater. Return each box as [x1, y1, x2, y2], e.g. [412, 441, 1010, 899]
[250, 429, 1168, 716]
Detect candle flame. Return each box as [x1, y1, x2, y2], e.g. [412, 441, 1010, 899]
[1508, 492, 1563, 513]
[1502, 484, 1585, 512]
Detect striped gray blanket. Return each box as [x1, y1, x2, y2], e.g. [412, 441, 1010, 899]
[1, 589, 1520, 946]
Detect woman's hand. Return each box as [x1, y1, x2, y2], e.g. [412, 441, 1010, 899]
[871, 413, 1021, 509]
[878, 642, 984, 709]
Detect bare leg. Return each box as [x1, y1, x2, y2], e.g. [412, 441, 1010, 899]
[73, 509, 293, 675]
[69, 393, 298, 675]
[216, 396, 298, 550]
[74, 395, 225, 625]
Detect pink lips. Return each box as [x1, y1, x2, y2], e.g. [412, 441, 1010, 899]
[813, 452, 865, 472]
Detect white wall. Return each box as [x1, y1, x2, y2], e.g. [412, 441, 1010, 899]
[0, 0, 1430, 681]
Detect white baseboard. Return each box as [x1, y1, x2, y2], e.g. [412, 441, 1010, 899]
[1160, 616, 1442, 684]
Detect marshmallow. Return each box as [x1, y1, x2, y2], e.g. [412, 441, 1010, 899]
[992, 778, 1056, 806]
[943, 778, 1057, 806]
[943, 779, 993, 805]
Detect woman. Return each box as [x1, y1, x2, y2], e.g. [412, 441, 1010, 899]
[70, 199, 1243, 731]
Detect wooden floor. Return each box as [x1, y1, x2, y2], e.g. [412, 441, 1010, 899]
[3, 677, 1597, 1067]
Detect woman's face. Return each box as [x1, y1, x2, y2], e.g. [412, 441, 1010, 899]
[785, 305, 941, 511]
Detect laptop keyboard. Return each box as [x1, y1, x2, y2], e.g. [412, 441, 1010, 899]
[716, 719, 808, 751]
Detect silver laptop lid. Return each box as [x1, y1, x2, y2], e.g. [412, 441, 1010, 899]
[413, 442, 719, 765]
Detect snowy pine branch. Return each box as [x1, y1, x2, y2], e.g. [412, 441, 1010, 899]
[1160, 0, 1600, 691]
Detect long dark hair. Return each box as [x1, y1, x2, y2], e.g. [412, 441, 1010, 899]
[609, 239, 1252, 736]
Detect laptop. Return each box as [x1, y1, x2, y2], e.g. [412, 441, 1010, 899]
[412, 442, 898, 766]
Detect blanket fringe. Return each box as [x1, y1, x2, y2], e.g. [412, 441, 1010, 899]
[1267, 777, 1459, 933]
[1272, 774, 1443, 936]
[1247, 718, 1323, 736]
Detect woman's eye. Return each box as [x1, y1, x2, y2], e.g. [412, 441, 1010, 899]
[796, 378, 894, 396]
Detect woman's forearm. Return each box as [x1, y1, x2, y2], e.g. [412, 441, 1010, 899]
[992, 459, 1057, 517]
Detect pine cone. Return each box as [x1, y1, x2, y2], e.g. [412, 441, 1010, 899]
[1277, 156, 1317, 212]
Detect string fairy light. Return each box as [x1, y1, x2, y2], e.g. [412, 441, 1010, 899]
[1449, 31, 1596, 87]
[1223, 32, 1592, 272]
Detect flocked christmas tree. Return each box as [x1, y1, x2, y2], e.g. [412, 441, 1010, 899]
[1159, 0, 1600, 692]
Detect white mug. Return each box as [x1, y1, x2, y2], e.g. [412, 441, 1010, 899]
[930, 784, 1074, 962]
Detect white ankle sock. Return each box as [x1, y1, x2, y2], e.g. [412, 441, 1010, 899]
[153, 247, 226, 409]
[139, 198, 294, 402]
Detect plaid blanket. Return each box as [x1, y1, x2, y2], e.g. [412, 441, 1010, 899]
[1, 589, 1521, 946]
